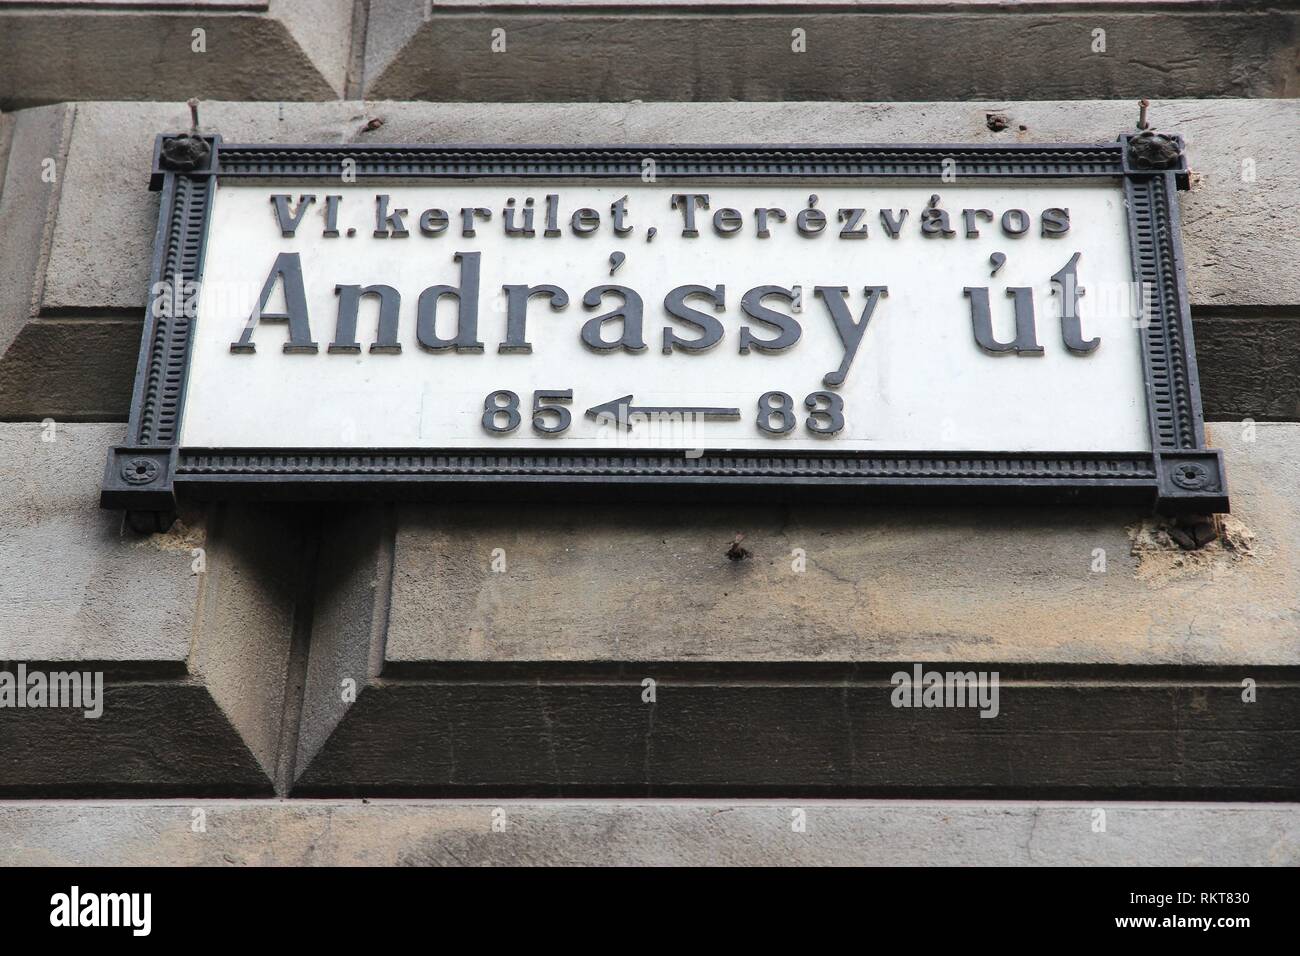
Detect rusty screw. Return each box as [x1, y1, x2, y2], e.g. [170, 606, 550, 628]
[1169, 514, 1218, 550]
[725, 533, 751, 562]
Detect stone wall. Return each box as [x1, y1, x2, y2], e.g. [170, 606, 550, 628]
[0, 1, 1297, 865]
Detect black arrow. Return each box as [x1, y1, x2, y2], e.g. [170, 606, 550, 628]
[585, 394, 741, 431]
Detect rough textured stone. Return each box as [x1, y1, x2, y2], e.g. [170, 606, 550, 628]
[365, 1, 1300, 102]
[0, 110, 13, 168]
[1195, 312, 1300, 422]
[2, 800, 1295, 866]
[0, 318, 139, 420]
[0, 422, 197, 662]
[0, 682, 274, 797]
[292, 506, 389, 782]
[293, 675, 1300, 796]
[0, 104, 71, 358]
[0, 0, 352, 108]
[0, 423, 302, 794]
[380, 424, 1299, 666]
[188, 503, 310, 782]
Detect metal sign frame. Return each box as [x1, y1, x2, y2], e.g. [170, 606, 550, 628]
[101, 134, 1226, 530]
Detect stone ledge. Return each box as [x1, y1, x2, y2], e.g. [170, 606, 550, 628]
[0, 0, 352, 108]
[0, 318, 139, 421]
[2, 800, 1295, 865]
[365, 2, 1299, 102]
[1194, 313, 1300, 422]
[291, 671, 1300, 797]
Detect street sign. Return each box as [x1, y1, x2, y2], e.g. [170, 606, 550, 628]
[102, 137, 1226, 527]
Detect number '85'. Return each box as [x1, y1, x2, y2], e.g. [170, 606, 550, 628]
[483, 389, 573, 434]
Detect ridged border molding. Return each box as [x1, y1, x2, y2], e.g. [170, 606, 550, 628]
[102, 134, 1226, 529]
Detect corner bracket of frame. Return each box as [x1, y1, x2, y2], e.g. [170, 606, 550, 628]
[150, 132, 221, 190]
[1119, 131, 1189, 190]
[1153, 449, 1229, 515]
[100, 446, 178, 531]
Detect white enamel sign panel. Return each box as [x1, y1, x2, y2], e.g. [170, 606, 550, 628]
[180, 180, 1149, 452]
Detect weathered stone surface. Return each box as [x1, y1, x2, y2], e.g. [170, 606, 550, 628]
[293, 675, 1300, 796]
[0, 0, 352, 108]
[188, 503, 311, 783]
[0, 423, 301, 793]
[0, 105, 71, 357]
[0, 110, 13, 173]
[3, 800, 1296, 866]
[0, 318, 139, 420]
[0, 423, 197, 662]
[292, 506, 389, 781]
[1195, 312, 1300, 422]
[365, 1, 1300, 102]
[1175, 103, 1300, 310]
[0, 682, 274, 797]
[381, 424, 1299, 666]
